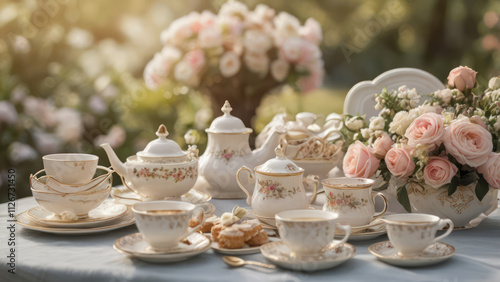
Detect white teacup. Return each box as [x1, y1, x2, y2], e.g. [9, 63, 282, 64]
[43, 154, 99, 184]
[132, 201, 205, 251]
[322, 177, 388, 226]
[275, 209, 351, 257]
[383, 213, 454, 257]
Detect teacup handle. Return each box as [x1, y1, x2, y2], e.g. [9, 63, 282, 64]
[325, 223, 351, 251]
[236, 166, 254, 206]
[304, 174, 319, 204]
[187, 207, 206, 236]
[372, 192, 388, 221]
[433, 219, 454, 243]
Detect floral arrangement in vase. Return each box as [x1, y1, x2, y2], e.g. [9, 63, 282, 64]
[143, 0, 324, 127]
[340, 66, 500, 217]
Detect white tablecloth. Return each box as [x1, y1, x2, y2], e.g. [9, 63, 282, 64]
[1, 196, 500, 282]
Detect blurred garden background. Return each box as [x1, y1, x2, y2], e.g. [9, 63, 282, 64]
[1, 0, 499, 202]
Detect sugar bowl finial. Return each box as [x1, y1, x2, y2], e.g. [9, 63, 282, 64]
[275, 145, 285, 159]
[156, 124, 169, 140]
[221, 100, 233, 116]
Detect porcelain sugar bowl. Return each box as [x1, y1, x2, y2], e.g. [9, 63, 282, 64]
[236, 145, 319, 218]
[194, 101, 283, 199]
[101, 124, 198, 199]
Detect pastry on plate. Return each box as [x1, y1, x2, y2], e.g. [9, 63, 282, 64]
[218, 227, 245, 249]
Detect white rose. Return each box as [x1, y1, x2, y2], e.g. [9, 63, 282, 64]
[274, 12, 300, 44]
[161, 16, 192, 45]
[361, 128, 373, 139]
[369, 116, 385, 131]
[0, 101, 18, 125]
[280, 37, 303, 62]
[270, 59, 289, 82]
[244, 51, 269, 75]
[345, 117, 364, 131]
[389, 111, 414, 136]
[299, 18, 322, 44]
[199, 26, 222, 48]
[219, 0, 248, 19]
[55, 108, 82, 143]
[249, 4, 275, 24]
[219, 51, 241, 77]
[244, 29, 272, 53]
[494, 117, 500, 132]
[488, 76, 500, 90]
[174, 61, 199, 86]
[144, 47, 182, 90]
[434, 89, 453, 104]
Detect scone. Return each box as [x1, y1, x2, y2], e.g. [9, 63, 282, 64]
[233, 220, 263, 241]
[199, 215, 220, 233]
[218, 227, 245, 249]
[246, 229, 269, 246]
[211, 223, 225, 242]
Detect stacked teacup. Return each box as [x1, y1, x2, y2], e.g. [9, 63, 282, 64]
[30, 153, 113, 219]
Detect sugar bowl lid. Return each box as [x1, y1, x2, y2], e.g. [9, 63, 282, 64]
[206, 101, 253, 134]
[255, 145, 304, 175]
[137, 124, 186, 159]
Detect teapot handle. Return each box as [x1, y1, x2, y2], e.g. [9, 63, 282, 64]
[304, 174, 319, 205]
[236, 166, 254, 206]
[119, 174, 142, 197]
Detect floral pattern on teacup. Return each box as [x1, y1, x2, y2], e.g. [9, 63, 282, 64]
[258, 179, 300, 200]
[326, 192, 368, 211]
[133, 166, 197, 183]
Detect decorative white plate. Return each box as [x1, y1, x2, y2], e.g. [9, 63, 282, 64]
[344, 68, 444, 119]
[261, 241, 356, 272]
[210, 234, 280, 255]
[369, 241, 455, 267]
[16, 208, 135, 235]
[111, 185, 215, 214]
[27, 200, 128, 228]
[114, 232, 211, 263]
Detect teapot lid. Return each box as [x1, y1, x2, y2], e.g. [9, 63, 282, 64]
[255, 145, 304, 175]
[206, 101, 252, 134]
[137, 124, 186, 159]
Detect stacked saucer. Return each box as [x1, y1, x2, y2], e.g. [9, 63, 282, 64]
[17, 154, 135, 234]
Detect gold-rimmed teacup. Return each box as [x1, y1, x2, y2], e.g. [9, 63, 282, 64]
[43, 153, 99, 184]
[322, 177, 388, 227]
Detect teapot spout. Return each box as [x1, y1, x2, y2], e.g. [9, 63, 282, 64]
[100, 143, 127, 177]
[251, 127, 285, 163]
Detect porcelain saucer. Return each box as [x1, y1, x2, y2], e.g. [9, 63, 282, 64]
[27, 200, 128, 228]
[334, 219, 387, 241]
[111, 186, 214, 215]
[209, 234, 280, 255]
[16, 207, 135, 235]
[261, 241, 356, 272]
[114, 232, 211, 263]
[369, 241, 455, 267]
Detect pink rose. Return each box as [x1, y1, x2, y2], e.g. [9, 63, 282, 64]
[373, 132, 393, 158]
[443, 118, 493, 167]
[470, 115, 487, 130]
[405, 113, 444, 149]
[423, 156, 458, 189]
[299, 18, 322, 45]
[343, 141, 380, 178]
[184, 49, 205, 73]
[385, 147, 415, 178]
[447, 66, 477, 91]
[478, 153, 500, 189]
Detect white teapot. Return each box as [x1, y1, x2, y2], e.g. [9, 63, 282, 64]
[194, 101, 284, 199]
[101, 124, 199, 199]
[236, 146, 319, 218]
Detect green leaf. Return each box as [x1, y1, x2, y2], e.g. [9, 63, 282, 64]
[396, 185, 412, 213]
[475, 175, 490, 202]
[448, 175, 460, 196]
[459, 171, 479, 187]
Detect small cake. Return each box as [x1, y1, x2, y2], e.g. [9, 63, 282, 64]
[233, 220, 263, 241]
[199, 215, 220, 233]
[218, 227, 245, 249]
[211, 223, 225, 242]
[189, 213, 203, 228]
[246, 230, 269, 246]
